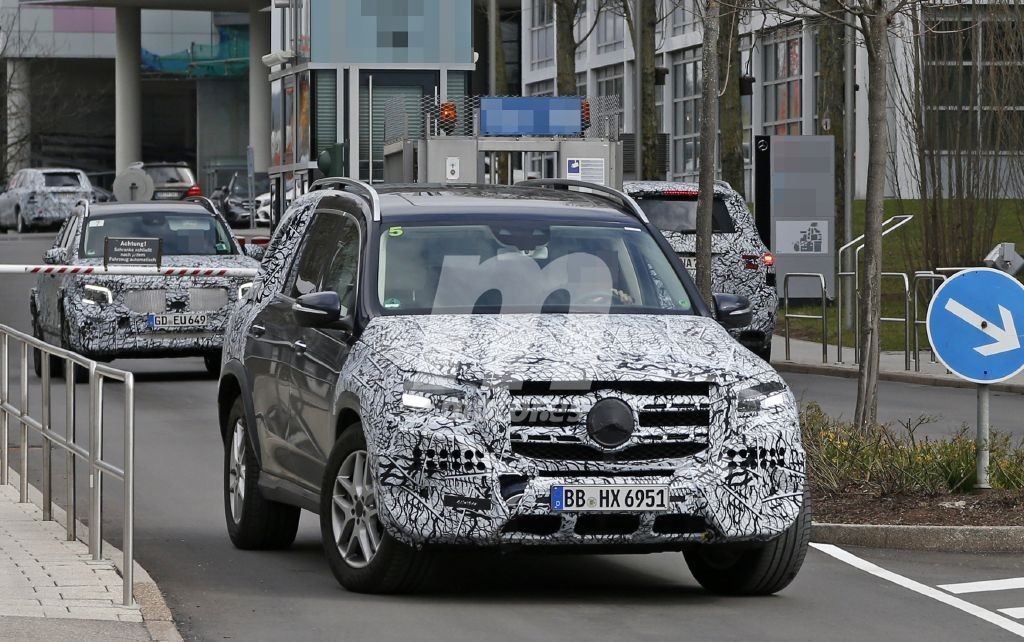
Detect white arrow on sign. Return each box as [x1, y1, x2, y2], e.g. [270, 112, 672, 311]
[944, 299, 1021, 356]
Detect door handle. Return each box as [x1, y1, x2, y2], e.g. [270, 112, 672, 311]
[250, 324, 266, 337]
[293, 340, 307, 355]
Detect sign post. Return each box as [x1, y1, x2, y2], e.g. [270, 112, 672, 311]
[926, 268, 1024, 490]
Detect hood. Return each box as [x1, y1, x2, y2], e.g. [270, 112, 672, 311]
[359, 313, 773, 386]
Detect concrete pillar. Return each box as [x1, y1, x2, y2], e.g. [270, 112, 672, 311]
[5, 59, 31, 176]
[115, 7, 142, 173]
[249, 0, 271, 172]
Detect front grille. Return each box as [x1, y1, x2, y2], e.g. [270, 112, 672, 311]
[510, 440, 706, 462]
[638, 409, 710, 427]
[189, 287, 229, 311]
[575, 514, 640, 536]
[123, 290, 165, 313]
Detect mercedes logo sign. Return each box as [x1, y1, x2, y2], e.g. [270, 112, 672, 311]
[586, 398, 635, 448]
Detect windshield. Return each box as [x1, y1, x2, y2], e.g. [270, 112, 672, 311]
[634, 196, 736, 233]
[144, 166, 195, 185]
[231, 174, 270, 197]
[80, 211, 236, 257]
[43, 172, 86, 189]
[377, 220, 694, 315]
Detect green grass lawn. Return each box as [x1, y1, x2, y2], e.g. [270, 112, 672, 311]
[775, 198, 1024, 352]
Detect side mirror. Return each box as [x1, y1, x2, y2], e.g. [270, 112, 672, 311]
[243, 244, 265, 261]
[292, 291, 353, 330]
[713, 293, 753, 329]
[43, 247, 67, 265]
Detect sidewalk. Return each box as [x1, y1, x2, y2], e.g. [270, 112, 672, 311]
[0, 483, 153, 641]
[771, 335, 1024, 392]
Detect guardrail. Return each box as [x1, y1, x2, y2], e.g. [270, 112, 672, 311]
[880, 272, 912, 371]
[0, 324, 135, 607]
[783, 273, 828, 363]
[912, 271, 947, 372]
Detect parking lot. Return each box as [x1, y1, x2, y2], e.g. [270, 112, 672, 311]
[3, 231, 1023, 641]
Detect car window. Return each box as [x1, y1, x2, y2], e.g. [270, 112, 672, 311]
[286, 212, 355, 299]
[633, 196, 736, 233]
[80, 211, 236, 257]
[9, 172, 22, 189]
[43, 172, 85, 188]
[144, 166, 194, 185]
[318, 217, 361, 310]
[377, 220, 694, 315]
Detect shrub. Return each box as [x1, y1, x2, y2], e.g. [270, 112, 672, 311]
[800, 402, 1024, 497]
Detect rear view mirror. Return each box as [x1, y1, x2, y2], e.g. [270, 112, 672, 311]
[713, 293, 753, 329]
[293, 291, 353, 331]
[243, 244, 265, 261]
[43, 247, 67, 265]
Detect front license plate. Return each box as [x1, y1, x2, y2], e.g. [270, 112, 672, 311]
[147, 313, 208, 329]
[551, 485, 669, 512]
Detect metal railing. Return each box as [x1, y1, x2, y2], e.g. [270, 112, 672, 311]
[912, 271, 947, 371]
[0, 324, 134, 607]
[880, 272, 912, 371]
[783, 273, 828, 363]
[836, 214, 915, 364]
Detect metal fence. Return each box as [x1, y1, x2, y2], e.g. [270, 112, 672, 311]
[0, 324, 135, 607]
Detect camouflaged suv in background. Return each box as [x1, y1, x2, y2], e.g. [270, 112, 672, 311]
[0, 168, 92, 233]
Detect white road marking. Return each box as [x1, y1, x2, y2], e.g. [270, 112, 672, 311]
[1000, 608, 1024, 620]
[939, 577, 1024, 595]
[811, 543, 1024, 638]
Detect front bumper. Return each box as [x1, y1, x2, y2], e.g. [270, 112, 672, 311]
[372, 396, 805, 549]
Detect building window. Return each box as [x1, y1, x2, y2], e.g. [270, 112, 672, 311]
[922, 11, 1024, 153]
[530, 0, 554, 70]
[762, 25, 802, 135]
[576, 72, 587, 97]
[672, 0, 696, 36]
[671, 47, 702, 181]
[596, 63, 624, 128]
[596, 10, 624, 53]
[526, 79, 555, 97]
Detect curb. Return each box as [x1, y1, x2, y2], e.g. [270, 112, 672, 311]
[774, 361, 1024, 395]
[8, 470, 183, 642]
[811, 522, 1024, 553]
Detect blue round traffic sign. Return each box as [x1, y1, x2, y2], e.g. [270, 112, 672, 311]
[926, 268, 1024, 384]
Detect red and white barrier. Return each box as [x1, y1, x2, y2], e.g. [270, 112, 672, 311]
[0, 264, 259, 278]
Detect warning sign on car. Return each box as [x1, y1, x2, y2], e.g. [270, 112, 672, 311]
[104, 237, 163, 268]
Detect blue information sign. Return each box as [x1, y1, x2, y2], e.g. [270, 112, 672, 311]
[479, 97, 582, 137]
[926, 268, 1024, 384]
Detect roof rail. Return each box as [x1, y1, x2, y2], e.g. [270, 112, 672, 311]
[309, 177, 382, 221]
[184, 195, 218, 215]
[513, 178, 650, 224]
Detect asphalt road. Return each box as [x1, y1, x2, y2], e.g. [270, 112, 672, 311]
[2, 232, 1023, 641]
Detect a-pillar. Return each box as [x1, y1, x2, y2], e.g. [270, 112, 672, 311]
[115, 7, 142, 173]
[249, 0, 271, 172]
[5, 59, 31, 176]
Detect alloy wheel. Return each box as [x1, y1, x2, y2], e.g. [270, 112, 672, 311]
[331, 450, 381, 569]
[228, 420, 247, 523]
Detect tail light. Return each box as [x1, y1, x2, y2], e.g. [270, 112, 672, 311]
[662, 189, 700, 197]
[741, 252, 775, 270]
[763, 251, 775, 267]
[186, 185, 202, 197]
[439, 101, 457, 134]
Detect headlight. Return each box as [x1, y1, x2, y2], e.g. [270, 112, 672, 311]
[238, 282, 253, 300]
[736, 379, 789, 414]
[401, 378, 474, 414]
[81, 284, 112, 306]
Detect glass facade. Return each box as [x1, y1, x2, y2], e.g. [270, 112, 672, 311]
[671, 47, 702, 181]
[762, 25, 803, 135]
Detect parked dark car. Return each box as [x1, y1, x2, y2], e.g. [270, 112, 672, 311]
[217, 179, 809, 596]
[138, 162, 202, 201]
[210, 172, 270, 227]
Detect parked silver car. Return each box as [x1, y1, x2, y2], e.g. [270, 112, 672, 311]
[0, 168, 92, 233]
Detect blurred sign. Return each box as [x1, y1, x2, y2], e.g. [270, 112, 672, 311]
[480, 97, 582, 136]
[566, 158, 605, 185]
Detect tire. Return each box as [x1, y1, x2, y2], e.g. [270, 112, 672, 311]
[204, 352, 221, 377]
[223, 397, 300, 550]
[320, 421, 434, 593]
[684, 489, 811, 596]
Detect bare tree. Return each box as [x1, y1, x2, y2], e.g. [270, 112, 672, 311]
[554, 0, 604, 96]
[718, 0, 745, 193]
[695, 0, 720, 305]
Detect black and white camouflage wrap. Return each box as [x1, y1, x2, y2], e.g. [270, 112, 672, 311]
[624, 181, 777, 353]
[0, 168, 91, 230]
[224, 189, 804, 550]
[32, 210, 258, 359]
